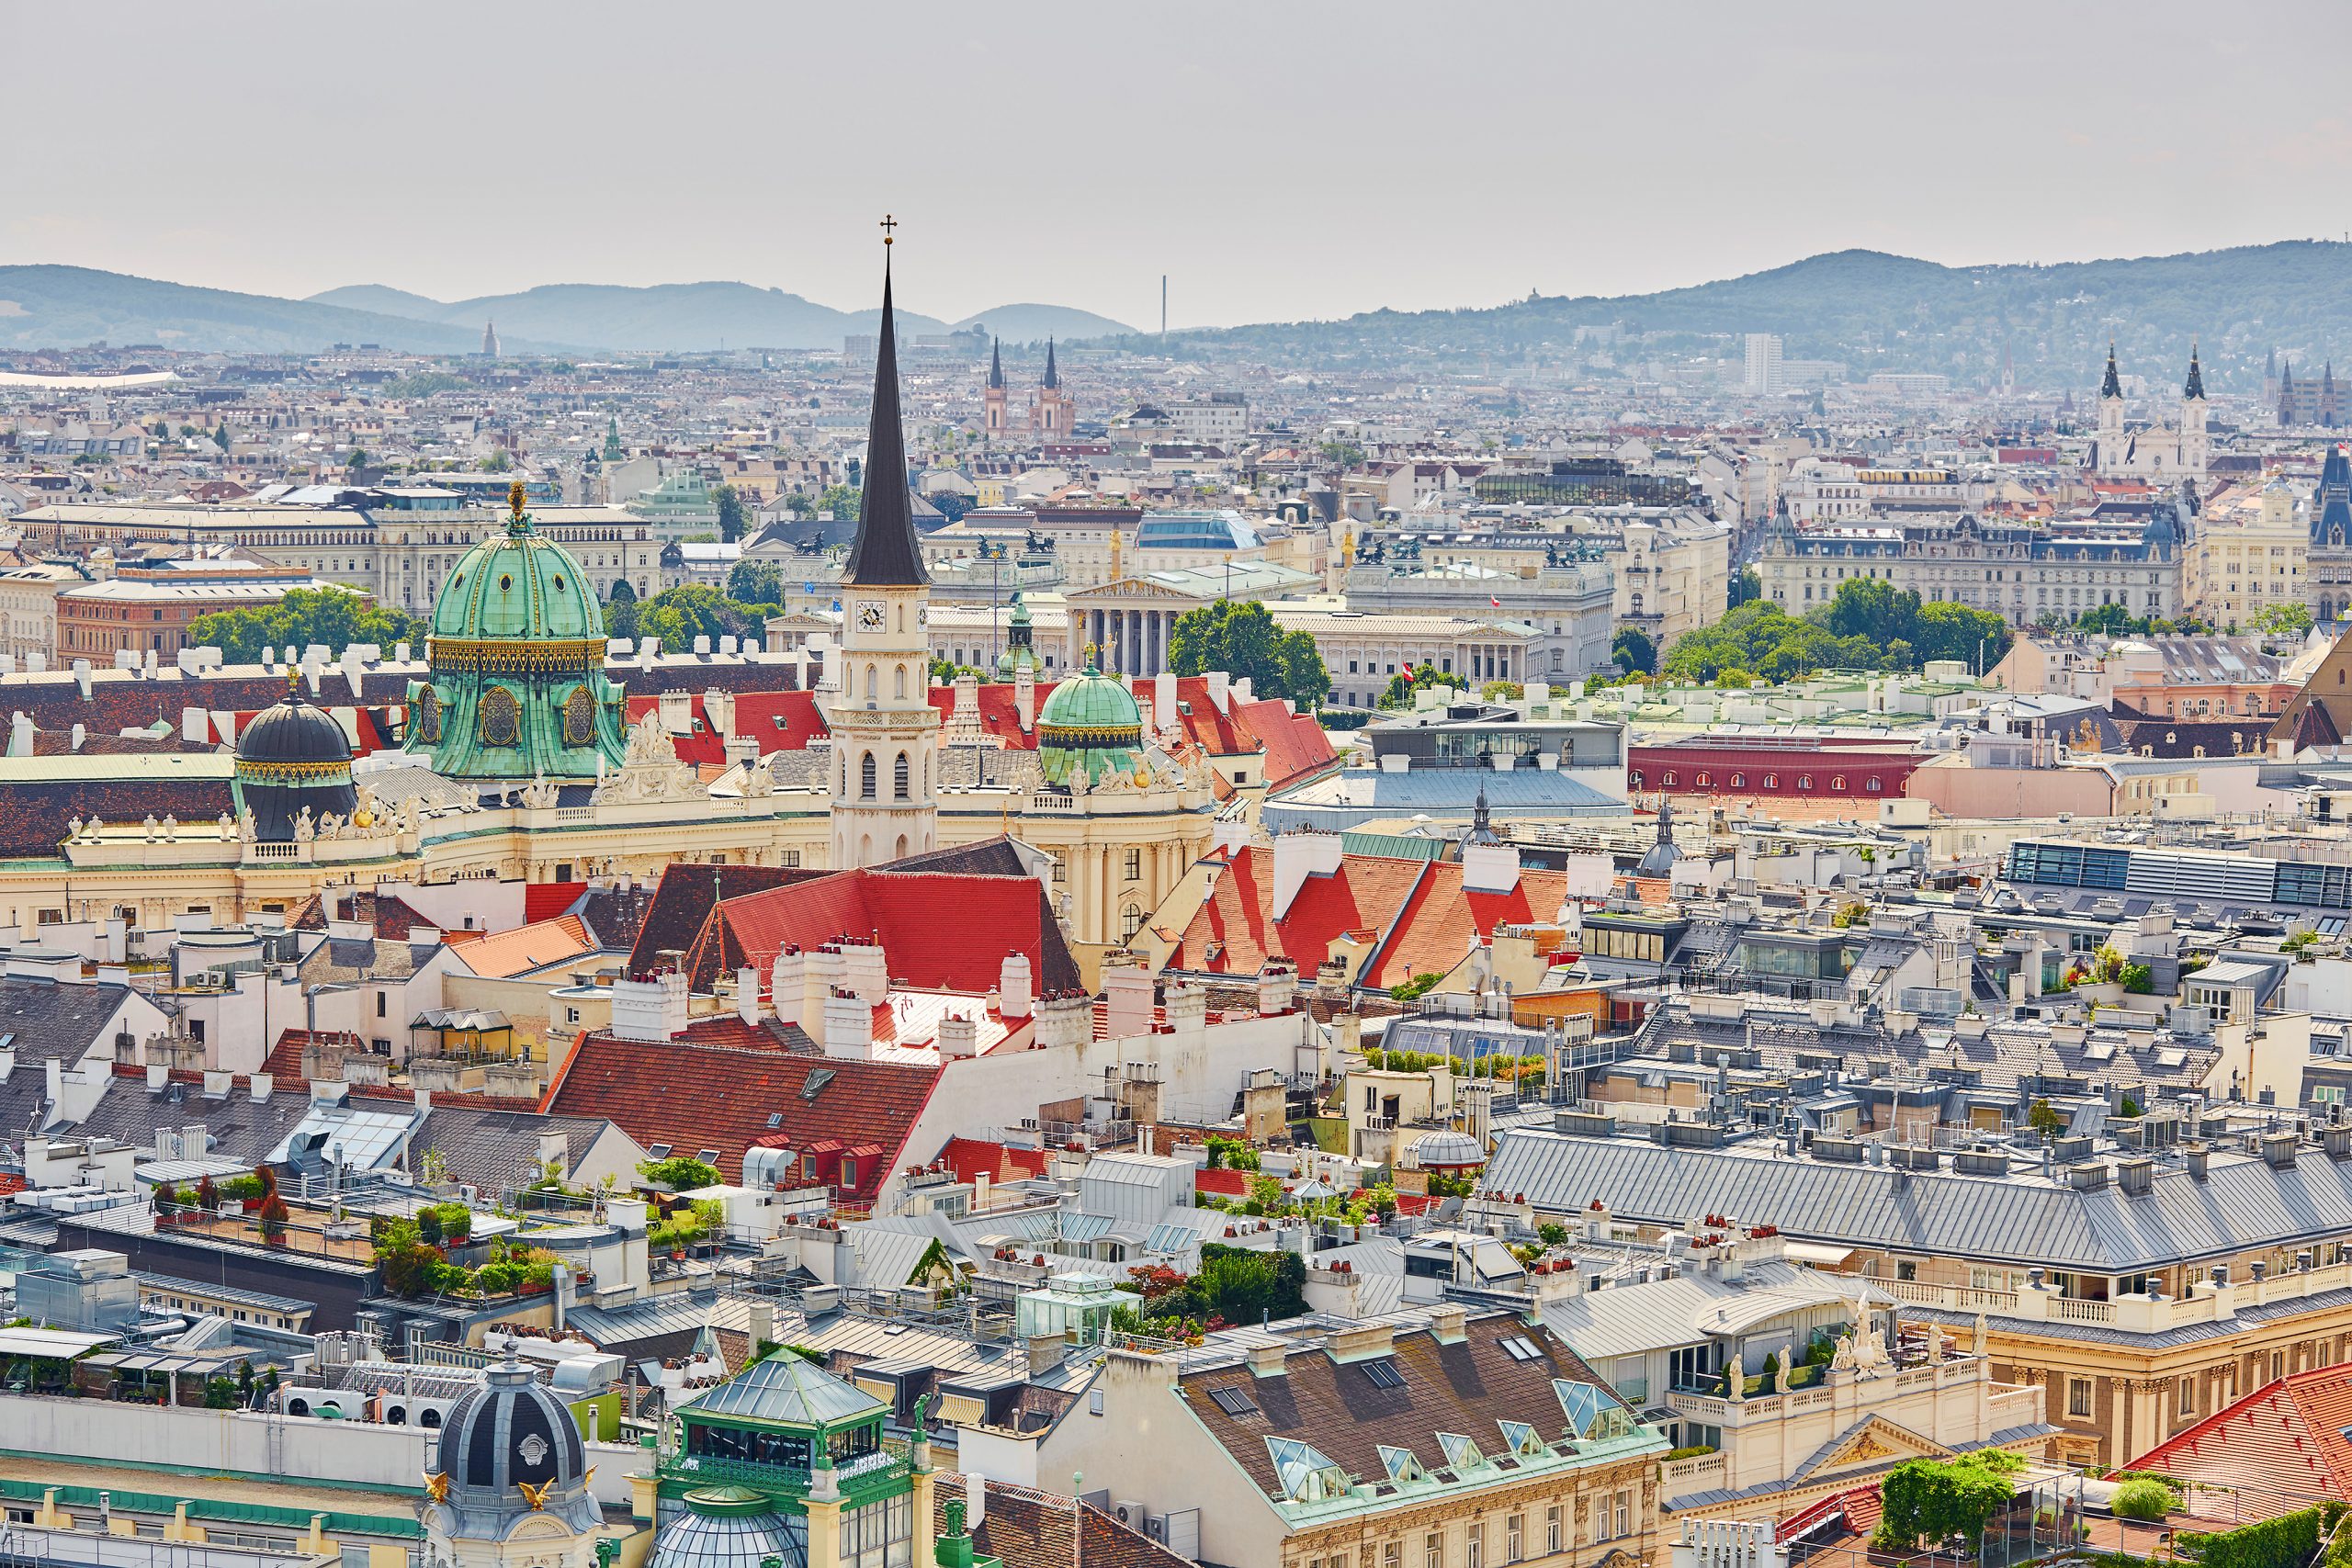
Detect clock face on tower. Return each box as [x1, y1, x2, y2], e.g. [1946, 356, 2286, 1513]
[856, 600, 886, 629]
[916, 606, 929, 627]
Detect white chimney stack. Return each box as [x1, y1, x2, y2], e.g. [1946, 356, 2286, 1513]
[735, 965, 762, 1026]
[998, 952, 1034, 1020]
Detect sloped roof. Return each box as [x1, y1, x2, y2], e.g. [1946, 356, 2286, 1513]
[2132, 1363, 2352, 1517]
[626, 863, 820, 976]
[541, 1025, 941, 1196]
[684, 867, 1080, 998]
[1165, 845, 1429, 977]
[454, 915, 601, 979]
[688, 1348, 887, 1427]
[1363, 861, 1577, 990]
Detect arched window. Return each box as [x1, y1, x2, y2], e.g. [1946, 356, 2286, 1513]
[895, 663, 907, 700]
[894, 751, 910, 799]
[1798, 774, 1813, 790]
[895, 833, 909, 859]
[1866, 777, 1883, 792]
[1122, 903, 1146, 943]
[1730, 773, 1745, 789]
[1662, 772, 1678, 787]
[1831, 775, 1847, 791]
[865, 664, 877, 701]
[860, 752, 876, 799]
[1695, 773, 1711, 787]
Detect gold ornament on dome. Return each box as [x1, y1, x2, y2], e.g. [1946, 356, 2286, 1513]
[429, 637, 605, 675]
[480, 685, 520, 747]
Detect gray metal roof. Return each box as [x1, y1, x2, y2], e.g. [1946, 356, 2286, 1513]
[1484, 1129, 2352, 1273]
[686, 1348, 886, 1428]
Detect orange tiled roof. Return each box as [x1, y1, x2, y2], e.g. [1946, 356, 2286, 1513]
[2132, 1361, 2352, 1518]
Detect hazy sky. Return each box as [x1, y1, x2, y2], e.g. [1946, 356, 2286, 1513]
[11, 1, 2348, 329]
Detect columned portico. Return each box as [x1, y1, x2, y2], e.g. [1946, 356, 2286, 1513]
[1067, 585, 1198, 678]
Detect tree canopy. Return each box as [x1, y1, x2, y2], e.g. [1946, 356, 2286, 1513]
[1872, 1450, 2024, 1552]
[187, 588, 425, 662]
[1660, 580, 2012, 684]
[713, 484, 746, 543]
[1377, 662, 1465, 710]
[628, 584, 772, 650]
[1167, 599, 1330, 708]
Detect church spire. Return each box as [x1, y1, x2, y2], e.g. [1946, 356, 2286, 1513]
[1042, 336, 1060, 390]
[2184, 341, 2205, 400]
[987, 336, 1003, 390]
[2100, 341, 2121, 400]
[842, 216, 927, 588]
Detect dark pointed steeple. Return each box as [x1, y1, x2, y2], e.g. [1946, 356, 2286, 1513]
[2100, 342, 2121, 399]
[2184, 341, 2204, 400]
[987, 337, 1003, 390]
[842, 219, 928, 589]
[1042, 337, 1060, 390]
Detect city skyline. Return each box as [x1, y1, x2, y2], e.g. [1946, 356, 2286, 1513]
[8, 0, 2346, 329]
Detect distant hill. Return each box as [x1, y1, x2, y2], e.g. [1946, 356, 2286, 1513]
[308, 280, 956, 353]
[950, 303, 1138, 344]
[0, 265, 498, 355]
[1130, 243, 2352, 392]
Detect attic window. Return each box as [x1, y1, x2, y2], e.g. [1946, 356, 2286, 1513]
[1499, 1336, 1544, 1361]
[801, 1068, 836, 1101]
[1363, 1359, 1407, 1391]
[647, 1144, 673, 1159]
[697, 1149, 719, 1164]
[766, 1112, 784, 1129]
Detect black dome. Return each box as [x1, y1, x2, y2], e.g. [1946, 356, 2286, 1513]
[239, 688, 354, 766]
[444, 1359, 587, 1495]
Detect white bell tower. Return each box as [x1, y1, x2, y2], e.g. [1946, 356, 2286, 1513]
[825, 216, 938, 869]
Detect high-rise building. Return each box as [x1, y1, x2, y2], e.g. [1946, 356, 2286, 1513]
[1744, 333, 1783, 396]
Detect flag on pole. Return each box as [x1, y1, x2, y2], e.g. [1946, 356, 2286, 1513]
[1489, 595, 1502, 608]
[1401, 667, 1416, 684]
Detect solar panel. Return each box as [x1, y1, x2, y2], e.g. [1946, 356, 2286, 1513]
[1208, 1386, 1259, 1417]
[1363, 1359, 1406, 1390]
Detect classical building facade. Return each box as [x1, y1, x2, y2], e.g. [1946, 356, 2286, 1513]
[1758, 504, 2186, 628]
[2184, 478, 2306, 630]
[2093, 343, 2209, 485]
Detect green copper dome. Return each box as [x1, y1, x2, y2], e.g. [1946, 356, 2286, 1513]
[406, 481, 628, 782]
[1036, 664, 1148, 789]
[433, 512, 602, 641]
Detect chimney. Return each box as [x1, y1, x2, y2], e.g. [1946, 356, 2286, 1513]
[998, 953, 1034, 1021]
[735, 965, 762, 1026]
[748, 1298, 774, 1350]
[1271, 828, 1344, 920]
[938, 1012, 979, 1058]
[2116, 1156, 2154, 1196]
[1206, 671, 1230, 713]
[250, 1072, 274, 1102]
[2262, 1131, 2300, 1169]
[1163, 983, 1207, 1035]
[772, 946, 808, 1026]
[1429, 1303, 1469, 1345]
[611, 970, 690, 1042]
[1256, 959, 1296, 1016]
[1034, 993, 1091, 1051]
[1014, 664, 1036, 731]
[1154, 669, 1177, 738]
[6, 712, 28, 757]
[821, 988, 874, 1058]
[1248, 1342, 1289, 1379]
[1102, 959, 1154, 1039]
[802, 946, 843, 1044]
[838, 938, 888, 1002]
[180, 706, 207, 744]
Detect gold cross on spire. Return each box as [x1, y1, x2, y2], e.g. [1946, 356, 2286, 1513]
[879, 213, 898, 246]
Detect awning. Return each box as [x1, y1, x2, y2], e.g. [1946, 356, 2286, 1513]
[1782, 1240, 1860, 1268]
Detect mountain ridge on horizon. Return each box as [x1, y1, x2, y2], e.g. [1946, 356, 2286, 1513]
[2, 243, 2346, 383]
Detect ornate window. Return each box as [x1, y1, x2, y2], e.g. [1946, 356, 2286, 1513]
[416, 687, 442, 743]
[563, 685, 595, 747]
[479, 686, 519, 747]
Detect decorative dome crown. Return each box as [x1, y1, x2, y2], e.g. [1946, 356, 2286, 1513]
[433, 484, 601, 644]
[428, 1359, 596, 1538]
[1408, 1128, 1486, 1169]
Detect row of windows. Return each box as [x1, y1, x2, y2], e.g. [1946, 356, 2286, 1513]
[1630, 769, 1883, 793]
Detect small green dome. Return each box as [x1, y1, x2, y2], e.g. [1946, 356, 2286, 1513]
[1036, 665, 1148, 790]
[1037, 668, 1143, 736]
[433, 525, 601, 641]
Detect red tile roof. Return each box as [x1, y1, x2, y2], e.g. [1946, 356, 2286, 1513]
[2132, 1362, 2352, 1518]
[927, 684, 1036, 748]
[684, 867, 1081, 998]
[1229, 696, 1339, 790]
[523, 882, 588, 925]
[1164, 846, 1430, 978]
[626, 863, 820, 976]
[540, 1023, 942, 1198]
[934, 1136, 1053, 1185]
[1363, 860, 1575, 990]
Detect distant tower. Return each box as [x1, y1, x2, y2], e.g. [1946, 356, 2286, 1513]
[481, 320, 500, 358]
[2280, 360, 2300, 426]
[1031, 338, 1073, 441]
[2328, 361, 2342, 428]
[2179, 341, 2209, 479]
[982, 338, 1008, 439]
[2096, 341, 2125, 472]
[825, 217, 937, 871]
[2266, 345, 2280, 410]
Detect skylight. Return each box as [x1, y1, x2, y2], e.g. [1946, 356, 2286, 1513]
[1436, 1431, 1486, 1472]
[1267, 1438, 1351, 1503]
[1379, 1445, 1427, 1483]
[1363, 1358, 1406, 1391]
[1499, 1335, 1545, 1361]
[1208, 1386, 1260, 1418]
[1498, 1418, 1546, 1458]
[1554, 1379, 1636, 1442]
